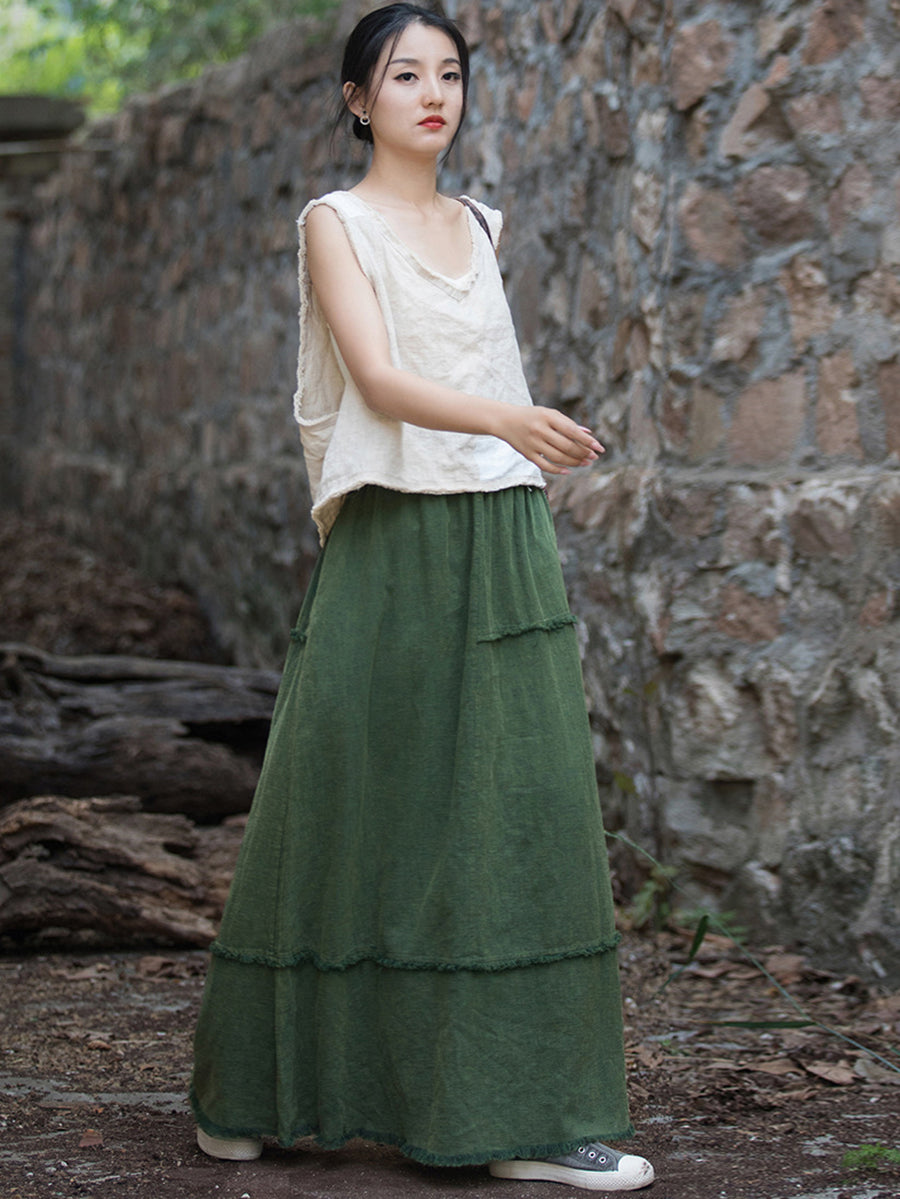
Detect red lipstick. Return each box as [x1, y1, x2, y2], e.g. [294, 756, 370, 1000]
[419, 116, 446, 128]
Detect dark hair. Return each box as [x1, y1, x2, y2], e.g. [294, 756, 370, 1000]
[340, 3, 469, 152]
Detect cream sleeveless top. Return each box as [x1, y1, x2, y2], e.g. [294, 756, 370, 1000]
[293, 190, 544, 543]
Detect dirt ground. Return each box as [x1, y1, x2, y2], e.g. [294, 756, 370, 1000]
[2, 934, 899, 1199]
[1, 515, 899, 1197]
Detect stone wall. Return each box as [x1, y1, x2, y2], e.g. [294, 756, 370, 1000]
[9, 23, 353, 663]
[8, 0, 900, 980]
[0, 96, 84, 500]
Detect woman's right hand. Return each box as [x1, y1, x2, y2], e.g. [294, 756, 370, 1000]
[494, 406, 604, 474]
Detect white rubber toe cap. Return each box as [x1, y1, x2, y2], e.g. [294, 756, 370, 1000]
[616, 1153, 655, 1187]
[196, 1126, 262, 1161]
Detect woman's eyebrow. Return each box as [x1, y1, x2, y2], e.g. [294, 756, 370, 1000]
[388, 56, 461, 67]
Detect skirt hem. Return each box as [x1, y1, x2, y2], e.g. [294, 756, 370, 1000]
[190, 1086, 635, 1166]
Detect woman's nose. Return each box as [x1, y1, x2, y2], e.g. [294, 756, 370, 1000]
[421, 75, 445, 105]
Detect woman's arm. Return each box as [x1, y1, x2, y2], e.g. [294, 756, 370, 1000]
[305, 203, 602, 474]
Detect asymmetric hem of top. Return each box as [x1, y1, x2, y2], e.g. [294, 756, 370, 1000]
[293, 190, 544, 543]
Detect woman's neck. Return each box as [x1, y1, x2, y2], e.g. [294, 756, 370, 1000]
[353, 151, 442, 213]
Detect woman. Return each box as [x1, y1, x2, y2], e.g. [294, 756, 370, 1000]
[191, 4, 654, 1191]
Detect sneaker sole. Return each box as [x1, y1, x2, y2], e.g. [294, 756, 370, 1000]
[196, 1127, 263, 1161]
[488, 1158, 655, 1191]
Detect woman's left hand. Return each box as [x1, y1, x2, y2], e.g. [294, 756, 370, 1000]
[492, 406, 604, 474]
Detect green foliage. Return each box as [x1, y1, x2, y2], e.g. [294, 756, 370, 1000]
[842, 1143, 900, 1171]
[1, 3, 79, 96]
[674, 905, 748, 945]
[0, 0, 338, 112]
[612, 770, 637, 796]
[623, 862, 679, 931]
[656, 1036, 691, 1057]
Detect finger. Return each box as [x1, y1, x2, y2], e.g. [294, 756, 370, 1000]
[530, 407, 604, 454]
[540, 430, 599, 464]
[537, 443, 595, 470]
[544, 413, 603, 453]
[536, 452, 569, 475]
[542, 419, 602, 458]
[579, 426, 606, 453]
[562, 425, 605, 458]
[568, 430, 603, 455]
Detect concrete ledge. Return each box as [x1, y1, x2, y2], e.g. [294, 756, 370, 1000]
[0, 95, 85, 141]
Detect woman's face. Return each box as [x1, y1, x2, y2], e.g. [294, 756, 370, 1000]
[349, 22, 464, 156]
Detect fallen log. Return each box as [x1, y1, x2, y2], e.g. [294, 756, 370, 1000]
[0, 643, 279, 819]
[0, 794, 245, 947]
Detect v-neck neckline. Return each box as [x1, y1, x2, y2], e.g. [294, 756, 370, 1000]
[348, 192, 479, 292]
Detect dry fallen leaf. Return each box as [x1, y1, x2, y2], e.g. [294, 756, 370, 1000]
[779, 1030, 813, 1052]
[763, 953, 807, 985]
[747, 1058, 802, 1077]
[803, 1060, 857, 1085]
[853, 1019, 889, 1037]
[688, 961, 737, 980]
[137, 955, 178, 977]
[50, 964, 112, 982]
[78, 1129, 104, 1148]
[773, 1086, 819, 1102]
[636, 1046, 664, 1069]
[853, 1056, 900, 1086]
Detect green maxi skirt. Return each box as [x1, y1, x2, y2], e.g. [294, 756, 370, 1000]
[191, 485, 632, 1166]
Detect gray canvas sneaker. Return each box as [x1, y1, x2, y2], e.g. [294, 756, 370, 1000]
[489, 1141, 654, 1191]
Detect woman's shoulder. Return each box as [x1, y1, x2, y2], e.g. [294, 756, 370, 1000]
[299, 189, 368, 225]
[457, 194, 504, 246]
[299, 191, 381, 281]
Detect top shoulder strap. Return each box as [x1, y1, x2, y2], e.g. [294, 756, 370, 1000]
[457, 196, 494, 248]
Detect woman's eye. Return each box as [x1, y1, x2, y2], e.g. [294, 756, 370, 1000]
[443, 71, 461, 82]
[396, 72, 416, 82]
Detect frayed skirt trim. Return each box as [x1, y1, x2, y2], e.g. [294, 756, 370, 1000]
[207, 931, 622, 973]
[190, 1086, 635, 1166]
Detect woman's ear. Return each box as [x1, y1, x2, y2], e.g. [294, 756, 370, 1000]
[343, 81, 365, 119]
